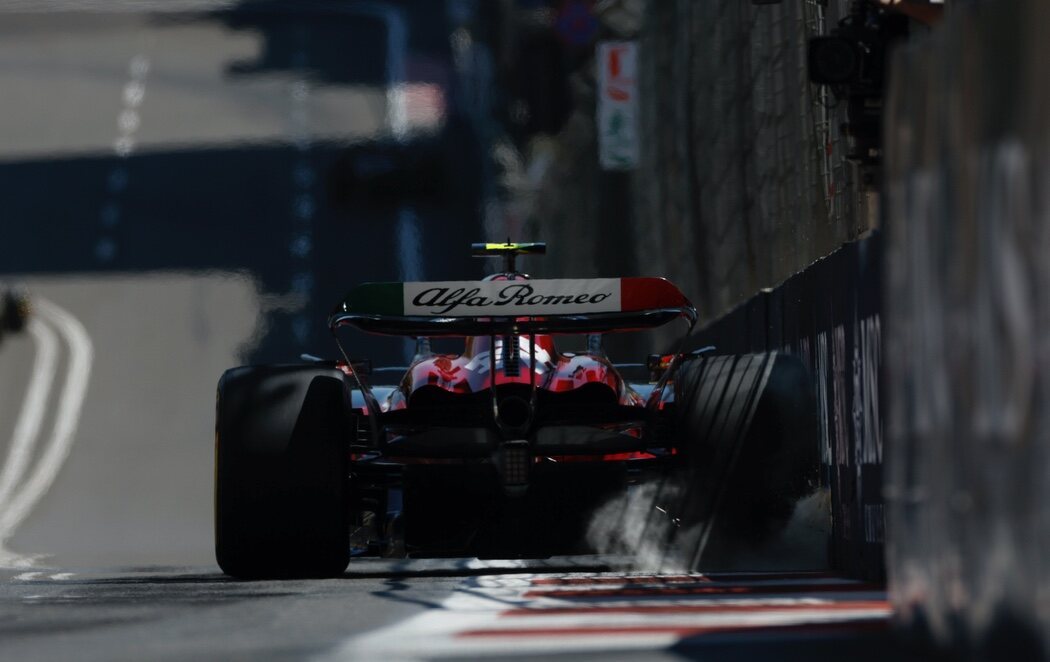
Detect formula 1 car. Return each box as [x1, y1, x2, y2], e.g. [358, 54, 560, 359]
[215, 242, 707, 578]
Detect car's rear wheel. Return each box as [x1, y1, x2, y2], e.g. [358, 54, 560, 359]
[671, 352, 820, 565]
[215, 365, 351, 579]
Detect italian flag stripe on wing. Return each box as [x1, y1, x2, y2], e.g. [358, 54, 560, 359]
[620, 277, 689, 312]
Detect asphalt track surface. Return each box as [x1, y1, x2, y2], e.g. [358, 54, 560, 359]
[1, 559, 929, 661]
[0, 5, 928, 661]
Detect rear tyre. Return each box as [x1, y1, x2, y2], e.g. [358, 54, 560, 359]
[215, 365, 351, 579]
[672, 352, 820, 564]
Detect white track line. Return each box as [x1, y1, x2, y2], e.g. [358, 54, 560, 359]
[0, 298, 94, 556]
[0, 318, 59, 512]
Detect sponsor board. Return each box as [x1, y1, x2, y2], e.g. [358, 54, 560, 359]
[597, 41, 639, 170]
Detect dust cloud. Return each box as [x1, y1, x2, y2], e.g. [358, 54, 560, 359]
[586, 481, 831, 573]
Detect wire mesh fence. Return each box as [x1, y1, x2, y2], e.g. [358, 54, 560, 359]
[631, 0, 869, 324]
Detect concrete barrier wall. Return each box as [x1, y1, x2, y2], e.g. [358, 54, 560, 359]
[689, 233, 884, 580]
[884, 1, 1050, 655]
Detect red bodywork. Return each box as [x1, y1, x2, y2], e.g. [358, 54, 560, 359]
[332, 269, 696, 465]
[328, 251, 697, 556]
[382, 273, 646, 416]
[384, 334, 643, 412]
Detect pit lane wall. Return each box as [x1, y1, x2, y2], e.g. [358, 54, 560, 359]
[883, 1, 1050, 656]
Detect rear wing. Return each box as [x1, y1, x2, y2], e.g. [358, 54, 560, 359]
[329, 277, 697, 336]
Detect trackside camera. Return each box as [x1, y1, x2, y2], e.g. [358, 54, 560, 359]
[806, 0, 909, 170]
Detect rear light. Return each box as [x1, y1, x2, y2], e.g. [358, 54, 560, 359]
[498, 440, 530, 496]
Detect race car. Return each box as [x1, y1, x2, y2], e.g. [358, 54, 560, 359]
[215, 242, 706, 578]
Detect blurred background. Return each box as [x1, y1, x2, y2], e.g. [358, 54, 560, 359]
[0, 0, 660, 569]
[0, 0, 504, 568]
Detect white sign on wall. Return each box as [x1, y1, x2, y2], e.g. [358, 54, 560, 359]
[597, 41, 639, 171]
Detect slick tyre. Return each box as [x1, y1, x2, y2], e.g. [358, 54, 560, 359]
[215, 365, 351, 579]
[673, 353, 819, 558]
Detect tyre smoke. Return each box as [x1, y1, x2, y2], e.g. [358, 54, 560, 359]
[586, 482, 831, 572]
